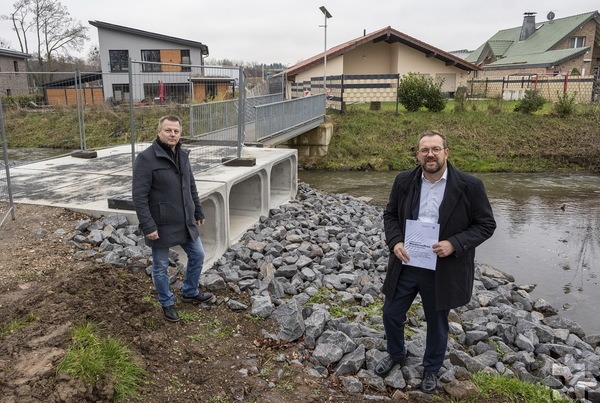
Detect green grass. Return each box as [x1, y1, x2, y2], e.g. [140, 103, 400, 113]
[178, 310, 201, 324]
[56, 322, 146, 402]
[188, 319, 233, 341]
[471, 372, 572, 402]
[320, 100, 600, 172]
[0, 313, 37, 338]
[304, 287, 334, 305]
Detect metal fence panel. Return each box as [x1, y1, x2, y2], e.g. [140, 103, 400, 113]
[129, 61, 245, 171]
[254, 94, 326, 142]
[467, 75, 597, 103]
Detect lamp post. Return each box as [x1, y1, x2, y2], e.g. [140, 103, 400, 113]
[319, 6, 332, 94]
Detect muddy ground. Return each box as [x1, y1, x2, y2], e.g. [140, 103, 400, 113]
[1, 203, 435, 403]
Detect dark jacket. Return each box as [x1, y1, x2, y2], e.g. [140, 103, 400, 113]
[382, 162, 496, 310]
[132, 140, 204, 248]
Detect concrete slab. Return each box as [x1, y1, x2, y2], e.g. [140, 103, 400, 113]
[9, 144, 298, 267]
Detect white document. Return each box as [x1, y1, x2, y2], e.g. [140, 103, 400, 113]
[404, 219, 440, 270]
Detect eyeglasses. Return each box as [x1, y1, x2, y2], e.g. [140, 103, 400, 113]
[418, 147, 445, 155]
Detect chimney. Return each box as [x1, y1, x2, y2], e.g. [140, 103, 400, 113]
[519, 12, 536, 41]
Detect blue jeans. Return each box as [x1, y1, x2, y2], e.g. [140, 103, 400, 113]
[382, 265, 449, 373]
[151, 236, 205, 307]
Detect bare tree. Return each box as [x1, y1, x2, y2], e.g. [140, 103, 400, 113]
[2, 0, 88, 80]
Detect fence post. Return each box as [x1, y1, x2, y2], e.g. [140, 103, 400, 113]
[484, 77, 488, 98]
[236, 67, 245, 158]
[76, 70, 87, 150]
[563, 72, 569, 94]
[501, 76, 505, 95]
[341, 74, 346, 114]
[0, 98, 16, 223]
[128, 58, 136, 168]
[395, 74, 400, 115]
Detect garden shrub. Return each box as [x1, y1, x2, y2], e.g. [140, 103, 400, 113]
[398, 72, 427, 112]
[453, 86, 468, 113]
[398, 72, 446, 112]
[423, 79, 447, 112]
[553, 91, 577, 118]
[514, 89, 545, 114]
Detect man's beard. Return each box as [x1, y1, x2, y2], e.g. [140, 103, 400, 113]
[422, 158, 444, 174]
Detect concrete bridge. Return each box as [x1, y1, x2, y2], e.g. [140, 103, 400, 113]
[6, 93, 332, 268]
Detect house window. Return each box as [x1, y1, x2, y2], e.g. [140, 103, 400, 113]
[143, 82, 190, 102]
[205, 82, 217, 99]
[112, 83, 130, 102]
[6, 89, 11, 96]
[181, 50, 191, 72]
[109, 50, 129, 72]
[569, 36, 586, 48]
[13, 61, 19, 72]
[141, 50, 161, 72]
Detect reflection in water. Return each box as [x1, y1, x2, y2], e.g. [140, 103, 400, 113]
[299, 170, 600, 335]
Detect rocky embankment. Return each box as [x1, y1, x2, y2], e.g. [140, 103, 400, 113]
[71, 183, 600, 402]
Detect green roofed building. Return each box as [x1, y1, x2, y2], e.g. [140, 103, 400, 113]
[466, 11, 600, 77]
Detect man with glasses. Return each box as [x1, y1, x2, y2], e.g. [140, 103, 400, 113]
[375, 130, 496, 393]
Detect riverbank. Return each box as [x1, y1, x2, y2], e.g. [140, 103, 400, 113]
[2, 186, 598, 402]
[304, 104, 600, 173]
[298, 170, 600, 337]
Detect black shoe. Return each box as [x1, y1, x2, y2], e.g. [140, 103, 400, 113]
[182, 291, 213, 304]
[374, 354, 405, 377]
[162, 305, 180, 322]
[421, 371, 437, 394]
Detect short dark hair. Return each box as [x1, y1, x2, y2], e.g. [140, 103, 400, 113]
[158, 115, 181, 130]
[417, 130, 447, 149]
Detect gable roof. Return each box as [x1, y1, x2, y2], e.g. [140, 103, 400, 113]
[0, 48, 32, 59]
[286, 26, 479, 77]
[89, 20, 209, 56]
[466, 11, 600, 68]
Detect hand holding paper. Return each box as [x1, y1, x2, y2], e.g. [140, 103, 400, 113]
[404, 219, 440, 270]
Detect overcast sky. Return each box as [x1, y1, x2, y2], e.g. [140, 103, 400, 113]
[1, 0, 598, 66]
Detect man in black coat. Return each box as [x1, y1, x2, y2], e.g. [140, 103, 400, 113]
[132, 115, 212, 322]
[375, 130, 496, 393]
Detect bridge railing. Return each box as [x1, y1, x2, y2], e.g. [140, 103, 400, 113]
[254, 94, 326, 143]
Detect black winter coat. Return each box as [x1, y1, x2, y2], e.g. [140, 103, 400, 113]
[382, 163, 496, 310]
[132, 140, 204, 248]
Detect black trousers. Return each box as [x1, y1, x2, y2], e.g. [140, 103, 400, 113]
[382, 265, 449, 373]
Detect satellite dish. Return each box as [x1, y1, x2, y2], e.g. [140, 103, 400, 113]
[547, 11, 555, 21]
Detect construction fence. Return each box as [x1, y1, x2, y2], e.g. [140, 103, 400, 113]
[467, 74, 599, 103]
[0, 62, 288, 228]
[0, 98, 15, 228]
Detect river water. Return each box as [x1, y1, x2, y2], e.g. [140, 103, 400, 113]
[299, 170, 600, 336]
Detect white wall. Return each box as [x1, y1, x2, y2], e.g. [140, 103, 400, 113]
[291, 40, 473, 92]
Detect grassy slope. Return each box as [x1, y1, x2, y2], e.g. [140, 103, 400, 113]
[318, 101, 600, 172]
[3, 100, 600, 173]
